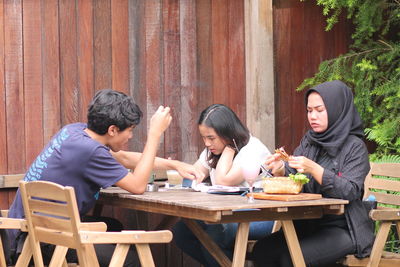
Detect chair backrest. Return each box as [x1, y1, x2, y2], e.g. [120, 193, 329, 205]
[20, 180, 82, 248]
[19, 180, 173, 267]
[363, 162, 400, 207]
[20, 180, 96, 267]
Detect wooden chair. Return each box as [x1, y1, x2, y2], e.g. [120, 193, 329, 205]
[19, 180, 173, 267]
[0, 210, 33, 267]
[342, 162, 400, 267]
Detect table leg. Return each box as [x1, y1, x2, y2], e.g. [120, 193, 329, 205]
[182, 219, 232, 267]
[232, 222, 250, 267]
[153, 215, 179, 230]
[281, 220, 306, 267]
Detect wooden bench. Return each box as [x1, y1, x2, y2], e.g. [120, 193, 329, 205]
[0, 210, 32, 267]
[342, 162, 400, 267]
[0, 174, 25, 188]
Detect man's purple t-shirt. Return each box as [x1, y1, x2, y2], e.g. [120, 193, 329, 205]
[7, 123, 128, 250]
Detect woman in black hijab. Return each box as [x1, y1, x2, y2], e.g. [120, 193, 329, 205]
[252, 80, 374, 266]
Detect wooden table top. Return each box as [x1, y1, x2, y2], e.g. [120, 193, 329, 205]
[99, 187, 348, 223]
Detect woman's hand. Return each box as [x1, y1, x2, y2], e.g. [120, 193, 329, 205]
[288, 156, 324, 184]
[265, 153, 285, 176]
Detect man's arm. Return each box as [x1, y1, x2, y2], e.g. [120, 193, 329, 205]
[114, 106, 171, 194]
[112, 150, 204, 181]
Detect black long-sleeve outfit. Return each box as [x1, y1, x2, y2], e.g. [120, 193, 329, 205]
[252, 135, 374, 267]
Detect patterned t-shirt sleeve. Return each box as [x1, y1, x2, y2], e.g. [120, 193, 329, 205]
[85, 146, 129, 189]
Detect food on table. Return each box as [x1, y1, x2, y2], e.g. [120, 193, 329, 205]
[275, 147, 290, 161]
[262, 173, 310, 194]
[288, 173, 309, 184]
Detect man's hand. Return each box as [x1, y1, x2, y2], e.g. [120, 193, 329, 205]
[174, 161, 205, 181]
[148, 106, 172, 138]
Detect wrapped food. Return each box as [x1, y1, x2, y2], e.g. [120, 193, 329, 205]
[262, 173, 309, 194]
[275, 147, 290, 161]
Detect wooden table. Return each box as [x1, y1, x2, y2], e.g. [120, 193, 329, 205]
[98, 187, 348, 267]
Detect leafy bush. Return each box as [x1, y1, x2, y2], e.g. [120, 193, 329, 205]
[297, 0, 400, 158]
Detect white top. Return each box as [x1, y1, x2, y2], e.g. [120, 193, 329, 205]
[198, 136, 271, 187]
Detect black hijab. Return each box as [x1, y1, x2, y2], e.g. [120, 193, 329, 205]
[304, 80, 364, 157]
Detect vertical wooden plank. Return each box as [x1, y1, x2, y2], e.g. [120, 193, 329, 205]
[128, 0, 147, 152]
[163, 0, 181, 161]
[196, 0, 212, 152]
[274, 0, 293, 150]
[111, 0, 129, 93]
[8, 189, 16, 206]
[211, 0, 229, 104]
[23, 0, 43, 168]
[144, 0, 164, 156]
[228, 0, 245, 122]
[288, 2, 306, 153]
[94, 0, 112, 91]
[245, 0, 275, 151]
[304, 1, 325, 78]
[59, 0, 78, 125]
[0, 190, 8, 209]
[0, 0, 7, 173]
[42, 0, 61, 143]
[77, 0, 94, 121]
[180, 0, 199, 163]
[4, 0, 25, 173]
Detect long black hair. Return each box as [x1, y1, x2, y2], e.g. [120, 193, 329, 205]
[198, 104, 250, 168]
[87, 89, 143, 135]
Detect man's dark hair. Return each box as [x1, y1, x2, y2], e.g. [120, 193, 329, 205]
[87, 89, 142, 135]
[198, 104, 250, 168]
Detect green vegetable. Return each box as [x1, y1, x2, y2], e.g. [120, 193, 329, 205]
[289, 173, 310, 185]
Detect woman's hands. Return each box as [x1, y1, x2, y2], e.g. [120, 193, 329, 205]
[265, 153, 285, 176]
[265, 153, 324, 184]
[288, 156, 324, 184]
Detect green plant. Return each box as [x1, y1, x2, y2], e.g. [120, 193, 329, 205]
[297, 0, 400, 158]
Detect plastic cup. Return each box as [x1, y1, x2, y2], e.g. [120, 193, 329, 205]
[166, 170, 183, 185]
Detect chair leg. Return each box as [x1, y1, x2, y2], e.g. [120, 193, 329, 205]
[15, 237, 33, 267]
[30, 238, 45, 267]
[367, 221, 391, 267]
[109, 244, 130, 267]
[0, 235, 7, 267]
[49, 246, 69, 267]
[271, 220, 282, 233]
[77, 244, 99, 267]
[135, 244, 155, 267]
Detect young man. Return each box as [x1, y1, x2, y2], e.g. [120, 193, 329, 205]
[6, 89, 202, 266]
